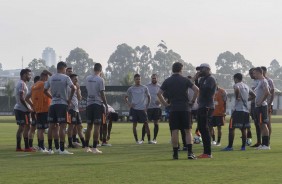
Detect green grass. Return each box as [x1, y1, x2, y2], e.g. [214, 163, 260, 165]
[0, 116, 282, 184]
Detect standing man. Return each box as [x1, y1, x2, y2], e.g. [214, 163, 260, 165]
[26, 71, 52, 153]
[194, 63, 216, 158]
[85, 63, 108, 154]
[67, 74, 86, 148]
[44, 61, 76, 154]
[14, 68, 33, 152]
[252, 67, 270, 150]
[261, 66, 275, 143]
[209, 84, 227, 146]
[145, 74, 162, 144]
[222, 73, 255, 151]
[125, 74, 153, 144]
[157, 62, 199, 160]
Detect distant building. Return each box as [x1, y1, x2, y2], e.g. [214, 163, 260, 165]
[42, 47, 57, 67]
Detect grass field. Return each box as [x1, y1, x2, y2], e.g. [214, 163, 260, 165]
[0, 116, 282, 184]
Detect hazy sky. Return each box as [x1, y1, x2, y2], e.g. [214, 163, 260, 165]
[1, 0, 282, 72]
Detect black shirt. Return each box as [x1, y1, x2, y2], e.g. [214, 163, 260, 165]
[160, 74, 194, 111]
[196, 74, 216, 109]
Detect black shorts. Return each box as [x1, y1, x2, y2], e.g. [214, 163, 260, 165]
[147, 108, 162, 121]
[14, 109, 30, 125]
[69, 109, 82, 125]
[209, 116, 225, 127]
[169, 111, 191, 130]
[36, 112, 49, 129]
[255, 106, 269, 124]
[48, 104, 68, 124]
[86, 104, 104, 125]
[230, 111, 250, 129]
[129, 108, 148, 123]
[31, 112, 37, 126]
[191, 110, 198, 121]
[250, 102, 256, 120]
[108, 112, 119, 122]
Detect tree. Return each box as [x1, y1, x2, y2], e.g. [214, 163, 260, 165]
[48, 65, 57, 74]
[120, 72, 134, 86]
[135, 45, 153, 84]
[215, 51, 254, 89]
[0, 62, 3, 72]
[106, 44, 137, 85]
[66, 47, 95, 84]
[268, 59, 280, 78]
[28, 58, 48, 76]
[4, 80, 15, 109]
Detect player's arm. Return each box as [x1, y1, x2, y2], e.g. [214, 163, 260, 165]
[100, 90, 108, 114]
[248, 90, 256, 101]
[20, 91, 32, 112]
[68, 84, 76, 106]
[256, 82, 270, 106]
[25, 91, 34, 111]
[222, 90, 227, 113]
[190, 84, 199, 104]
[268, 82, 275, 106]
[76, 83, 82, 101]
[124, 94, 131, 108]
[157, 89, 169, 107]
[145, 88, 151, 109]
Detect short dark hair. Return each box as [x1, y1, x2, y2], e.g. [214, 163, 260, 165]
[57, 61, 67, 70]
[261, 66, 267, 72]
[151, 74, 157, 77]
[20, 68, 31, 77]
[233, 73, 243, 81]
[134, 74, 140, 78]
[254, 67, 263, 74]
[34, 76, 40, 83]
[69, 74, 78, 79]
[94, 63, 102, 72]
[249, 68, 254, 73]
[67, 67, 72, 70]
[172, 62, 183, 73]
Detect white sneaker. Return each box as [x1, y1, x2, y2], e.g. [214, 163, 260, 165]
[148, 140, 156, 144]
[54, 148, 60, 153]
[211, 141, 217, 145]
[152, 139, 157, 144]
[48, 149, 54, 154]
[59, 149, 74, 155]
[91, 148, 102, 154]
[73, 142, 82, 148]
[255, 145, 263, 150]
[257, 145, 270, 150]
[39, 148, 49, 153]
[216, 143, 221, 146]
[85, 147, 92, 153]
[136, 140, 144, 144]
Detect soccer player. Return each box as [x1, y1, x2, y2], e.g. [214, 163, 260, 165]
[252, 67, 271, 150]
[14, 68, 33, 152]
[85, 63, 108, 154]
[67, 73, 86, 148]
[26, 71, 52, 153]
[26, 76, 40, 150]
[222, 73, 255, 151]
[125, 74, 153, 144]
[261, 66, 275, 143]
[209, 84, 227, 146]
[44, 61, 76, 154]
[145, 74, 162, 144]
[194, 63, 216, 158]
[157, 62, 199, 160]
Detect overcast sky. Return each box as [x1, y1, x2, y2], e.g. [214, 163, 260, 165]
[0, 0, 281, 72]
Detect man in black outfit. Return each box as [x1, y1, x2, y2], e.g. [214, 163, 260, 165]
[158, 62, 199, 160]
[194, 63, 216, 158]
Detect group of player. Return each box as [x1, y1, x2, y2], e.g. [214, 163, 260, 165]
[13, 60, 274, 158]
[14, 62, 117, 154]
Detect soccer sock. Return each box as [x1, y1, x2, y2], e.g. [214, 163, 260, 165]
[80, 137, 86, 147]
[255, 124, 261, 144]
[24, 137, 29, 149]
[262, 136, 269, 146]
[85, 140, 89, 147]
[212, 135, 215, 142]
[16, 136, 21, 149]
[29, 139, 33, 148]
[93, 141, 98, 148]
[48, 139, 52, 150]
[54, 139, 59, 150]
[241, 135, 246, 147]
[39, 140, 44, 149]
[217, 136, 221, 144]
[228, 131, 234, 148]
[187, 144, 192, 155]
[60, 141, 64, 151]
[153, 124, 159, 140]
[141, 125, 145, 141]
[68, 137, 73, 146]
[72, 135, 77, 142]
[147, 134, 151, 142]
[173, 147, 178, 157]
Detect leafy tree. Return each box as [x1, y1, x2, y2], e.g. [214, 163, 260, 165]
[120, 72, 134, 86]
[28, 58, 48, 76]
[4, 80, 15, 109]
[106, 44, 137, 85]
[0, 62, 3, 72]
[48, 65, 57, 74]
[135, 45, 153, 84]
[66, 47, 95, 84]
[268, 59, 280, 77]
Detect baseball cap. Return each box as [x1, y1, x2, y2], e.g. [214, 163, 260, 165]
[196, 63, 211, 70]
